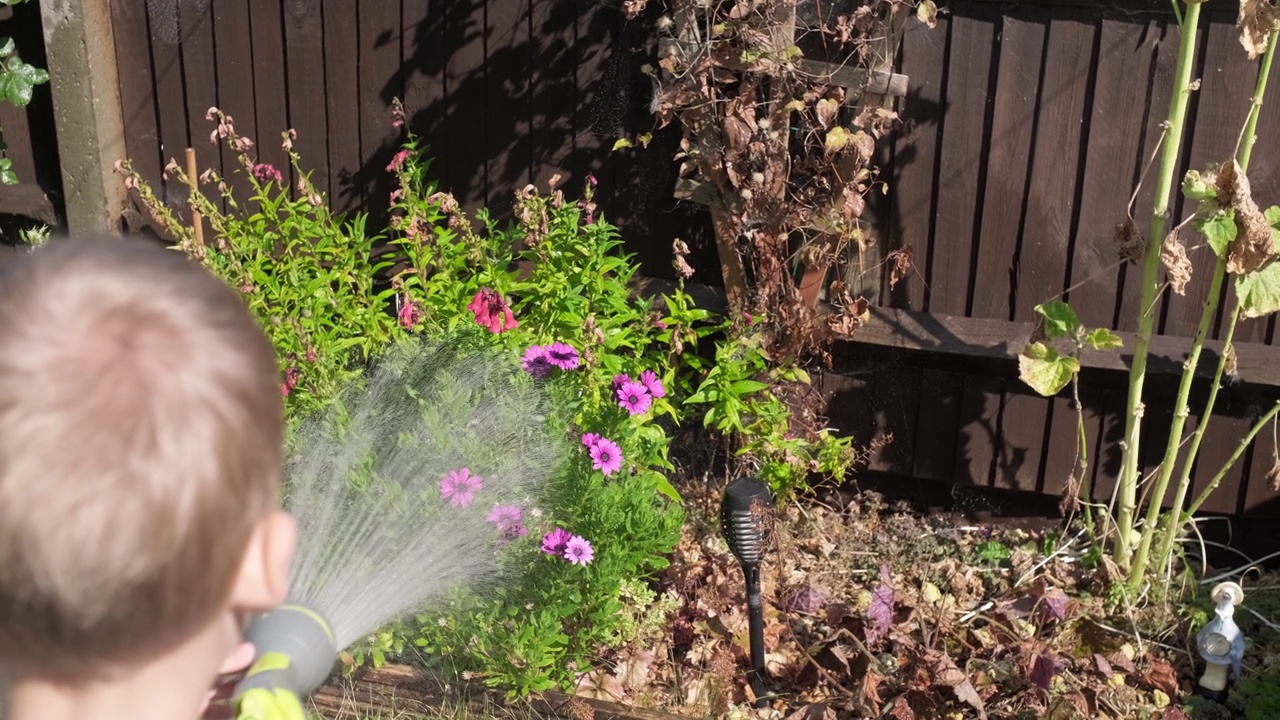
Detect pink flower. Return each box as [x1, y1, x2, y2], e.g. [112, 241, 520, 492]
[466, 288, 518, 333]
[610, 374, 631, 395]
[390, 189, 403, 205]
[281, 366, 301, 397]
[521, 345, 552, 378]
[440, 468, 482, 508]
[487, 504, 527, 540]
[305, 346, 317, 363]
[398, 300, 420, 330]
[616, 380, 652, 416]
[252, 163, 283, 185]
[586, 174, 598, 187]
[639, 369, 666, 399]
[564, 536, 594, 565]
[589, 437, 623, 476]
[581, 432, 601, 449]
[546, 342, 579, 370]
[387, 149, 410, 173]
[542, 527, 572, 556]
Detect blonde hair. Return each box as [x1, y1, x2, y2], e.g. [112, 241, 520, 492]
[0, 236, 284, 679]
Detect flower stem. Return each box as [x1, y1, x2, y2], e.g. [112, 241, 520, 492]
[1114, 0, 1202, 569]
[1185, 401, 1280, 519]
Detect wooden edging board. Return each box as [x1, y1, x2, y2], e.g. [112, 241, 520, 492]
[310, 663, 696, 720]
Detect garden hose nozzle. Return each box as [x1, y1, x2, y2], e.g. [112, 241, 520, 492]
[232, 604, 337, 720]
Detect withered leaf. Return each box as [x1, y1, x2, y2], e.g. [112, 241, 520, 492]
[1140, 655, 1179, 696]
[851, 131, 876, 164]
[1238, 0, 1280, 59]
[1224, 344, 1239, 382]
[1116, 217, 1145, 264]
[723, 114, 754, 153]
[1161, 706, 1191, 720]
[861, 669, 884, 714]
[888, 245, 914, 289]
[1094, 653, 1114, 677]
[1029, 654, 1059, 691]
[784, 704, 836, 720]
[842, 184, 866, 224]
[816, 98, 840, 130]
[889, 696, 915, 720]
[1161, 230, 1193, 295]
[925, 649, 987, 719]
[1266, 451, 1280, 492]
[1218, 159, 1277, 274]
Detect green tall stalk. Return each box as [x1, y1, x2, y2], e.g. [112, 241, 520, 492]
[1115, 0, 1202, 568]
[1152, 29, 1279, 569]
[1186, 401, 1280, 519]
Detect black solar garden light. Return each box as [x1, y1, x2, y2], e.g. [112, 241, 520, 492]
[721, 476, 775, 708]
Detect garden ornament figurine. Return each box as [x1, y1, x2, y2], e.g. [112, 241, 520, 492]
[232, 604, 338, 720]
[721, 476, 775, 708]
[1194, 581, 1245, 701]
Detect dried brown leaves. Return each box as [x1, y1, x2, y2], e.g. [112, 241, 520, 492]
[1218, 159, 1277, 274]
[1238, 0, 1280, 59]
[1160, 230, 1193, 295]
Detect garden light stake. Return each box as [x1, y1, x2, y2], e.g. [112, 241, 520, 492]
[721, 476, 774, 708]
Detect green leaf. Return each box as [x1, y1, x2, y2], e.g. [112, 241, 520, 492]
[1034, 300, 1079, 338]
[1198, 212, 1237, 257]
[0, 169, 16, 185]
[652, 473, 682, 503]
[1266, 205, 1280, 229]
[611, 138, 633, 151]
[1236, 262, 1280, 319]
[1084, 327, 1123, 351]
[1018, 346, 1079, 396]
[824, 126, 850, 154]
[0, 38, 14, 58]
[728, 379, 769, 395]
[1182, 169, 1217, 201]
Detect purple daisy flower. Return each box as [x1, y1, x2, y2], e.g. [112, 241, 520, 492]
[440, 468, 482, 508]
[610, 374, 631, 395]
[564, 536, 595, 565]
[542, 527, 572, 556]
[589, 437, 623, 476]
[546, 342, 580, 370]
[581, 432, 601, 449]
[521, 345, 552, 378]
[487, 504, 527, 542]
[616, 380, 652, 416]
[639, 369, 666, 399]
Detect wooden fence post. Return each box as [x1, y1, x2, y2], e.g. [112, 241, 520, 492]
[38, 0, 126, 234]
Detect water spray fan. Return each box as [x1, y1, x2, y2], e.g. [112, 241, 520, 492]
[231, 340, 565, 720]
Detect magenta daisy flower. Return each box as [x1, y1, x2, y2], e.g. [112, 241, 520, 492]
[589, 437, 623, 476]
[542, 527, 572, 556]
[564, 536, 595, 565]
[521, 345, 552, 378]
[487, 504, 522, 529]
[581, 432, 601, 449]
[616, 380, 652, 416]
[546, 342, 580, 370]
[639, 369, 666, 398]
[440, 468, 482, 508]
[610, 374, 631, 395]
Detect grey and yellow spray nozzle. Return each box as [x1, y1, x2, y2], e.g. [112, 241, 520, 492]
[232, 604, 337, 720]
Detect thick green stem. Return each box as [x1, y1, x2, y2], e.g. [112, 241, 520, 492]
[1185, 401, 1280, 518]
[1115, 1, 1202, 568]
[1146, 28, 1277, 581]
[1129, 256, 1225, 585]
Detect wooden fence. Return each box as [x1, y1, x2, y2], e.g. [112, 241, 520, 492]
[2, 0, 1280, 516]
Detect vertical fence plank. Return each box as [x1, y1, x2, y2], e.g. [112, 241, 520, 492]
[912, 369, 963, 482]
[357, 0, 402, 219]
[890, 16, 948, 312]
[1069, 18, 1155, 331]
[402, 0, 447, 186]
[444, 0, 489, 207]
[530, 0, 576, 189]
[179, 0, 218, 203]
[1192, 409, 1252, 515]
[211, 0, 256, 209]
[250, 1, 291, 191]
[956, 375, 1002, 488]
[1244, 409, 1280, 517]
[111, 0, 162, 201]
[284, 0, 330, 200]
[148, 7, 191, 211]
[322, 0, 359, 214]
[573, 0, 615, 203]
[484, 0, 530, 210]
[970, 13, 1044, 321]
[1116, 18, 1178, 334]
[928, 8, 996, 317]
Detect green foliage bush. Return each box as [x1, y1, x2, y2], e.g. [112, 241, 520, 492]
[117, 99, 858, 697]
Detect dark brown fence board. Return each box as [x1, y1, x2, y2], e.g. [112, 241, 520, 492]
[1245, 419, 1280, 518]
[110, 0, 163, 200]
[955, 374, 1002, 488]
[357, 0, 402, 218]
[866, 366, 922, 476]
[1116, 19, 1178, 334]
[1193, 412, 1252, 515]
[149, 9, 191, 210]
[322, 0, 359, 214]
[1068, 18, 1154, 330]
[574, 3, 617, 211]
[401, 0, 446, 186]
[1015, 10, 1095, 322]
[248, 1, 291, 193]
[486, 0, 531, 208]
[0, 91, 34, 186]
[284, 0, 331, 199]
[889, 17, 948, 312]
[180, 3, 220, 212]
[911, 368, 963, 482]
[970, 13, 1043, 321]
[995, 389, 1049, 492]
[212, 0, 258, 208]
[444, 1, 489, 205]
[531, 0, 577, 189]
[927, 9, 996, 316]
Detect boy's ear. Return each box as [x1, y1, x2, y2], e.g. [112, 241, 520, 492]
[229, 511, 296, 612]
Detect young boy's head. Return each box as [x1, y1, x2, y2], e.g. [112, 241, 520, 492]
[0, 236, 294, 682]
